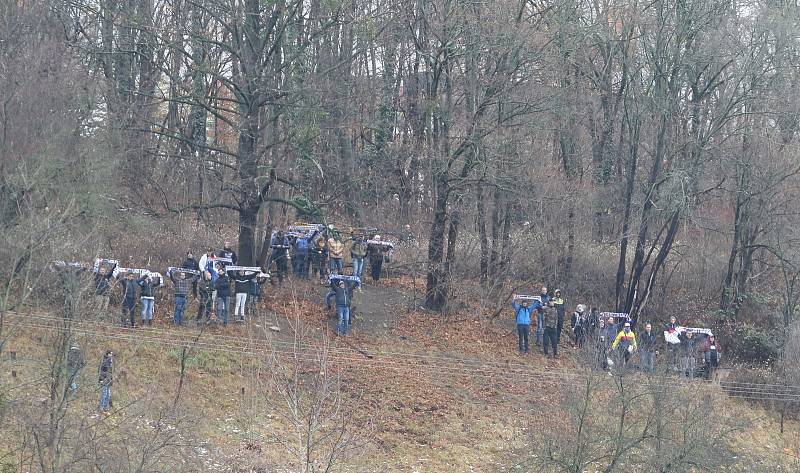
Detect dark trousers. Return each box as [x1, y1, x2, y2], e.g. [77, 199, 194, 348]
[543, 327, 558, 356]
[121, 303, 136, 327]
[556, 316, 564, 343]
[517, 324, 530, 353]
[370, 258, 383, 281]
[197, 298, 212, 321]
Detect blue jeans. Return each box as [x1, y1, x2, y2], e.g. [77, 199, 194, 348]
[336, 306, 351, 335]
[352, 257, 364, 278]
[535, 312, 544, 345]
[216, 296, 230, 324]
[68, 369, 79, 394]
[99, 384, 111, 411]
[141, 298, 154, 321]
[173, 296, 186, 325]
[330, 258, 343, 274]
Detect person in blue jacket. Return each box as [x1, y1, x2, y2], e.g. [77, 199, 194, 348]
[512, 296, 535, 354]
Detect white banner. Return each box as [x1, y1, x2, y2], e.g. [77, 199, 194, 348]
[367, 240, 395, 248]
[93, 258, 118, 273]
[329, 275, 361, 283]
[113, 267, 150, 278]
[224, 266, 262, 273]
[167, 267, 201, 276]
[54, 261, 84, 269]
[513, 295, 542, 302]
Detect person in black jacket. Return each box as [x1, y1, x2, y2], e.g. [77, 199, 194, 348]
[197, 271, 215, 325]
[571, 304, 587, 348]
[326, 279, 358, 335]
[214, 263, 232, 325]
[232, 270, 257, 322]
[98, 350, 113, 414]
[94, 265, 114, 313]
[118, 273, 138, 328]
[639, 323, 658, 373]
[137, 274, 157, 326]
[218, 241, 238, 265]
[270, 231, 290, 285]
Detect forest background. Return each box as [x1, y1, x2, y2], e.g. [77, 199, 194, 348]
[3, 0, 800, 470]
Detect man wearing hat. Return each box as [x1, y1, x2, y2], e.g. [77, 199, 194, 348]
[612, 322, 638, 369]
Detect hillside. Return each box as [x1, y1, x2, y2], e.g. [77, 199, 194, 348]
[2, 275, 799, 472]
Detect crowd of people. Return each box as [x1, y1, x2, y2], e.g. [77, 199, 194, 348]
[77, 226, 396, 333]
[512, 288, 722, 381]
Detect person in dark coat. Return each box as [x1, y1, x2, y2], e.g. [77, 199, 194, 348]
[98, 350, 113, 414]
[214, 263, 232, 325]
[326, 279, 358, 335]
[571, 304, 587, 348]
[94, 265, 114, 313]
[197, 271, 215, 325]
[118, 273, 138, 328]
[639, 323, 658, 373]
[552, 289, 566, 344]
[270, 231, 290, 285]
[702, 335, 721, 381]
[217, 241, 238, 265]
[542, 301, 560, 358]
[367, 235, 388, 282]
[168, 269, 197, 326]
[137, 274, 157, 326]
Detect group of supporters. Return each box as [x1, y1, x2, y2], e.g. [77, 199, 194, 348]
[84, 226, 395, 330]
[512, 288, 723, 380]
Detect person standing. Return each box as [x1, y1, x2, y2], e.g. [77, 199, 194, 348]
[293, 236, 310, 278]
[197, 271, 215, 325]
[612, 322, 637, 369]
[168, 269, 196, 326]
[270, 231, 290, 285]
[326, 279, 357, 335]
[665, 316, 681, 371]
[639, 323, 658, 373]
[571, 304, 587, 348]
[137, 274, 157, 326]
[232, 270, 257, 322]
[328, 237, 345, 274]
[181, 251, 200, 297]
[553, 289, 565, 344]
[542, 300, 560, 358]
[350, 236, 368, 279]
[679, 331, 699, 380]
[98, 350, 113, 414]
[367, 236, 388, 282]
[118, 273, 138, 328]
[310, 237, 328, 282]
[534, 286, 549, 347]
[199, 248, 216, 274]
[218, 241, 238, 265]
[67, 344, 85, 396]
[511, 297, 534, 354]
[214, 264, 232, 325]
[94, 265, 114, 313]
[702, 335, 721, 381]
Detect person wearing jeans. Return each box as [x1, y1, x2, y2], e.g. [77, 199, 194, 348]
[328, 237, 345, 274]
[98, 351, 113, 414]
[137, 274, 157, 326]
[233, 270, 257, 322]
[168, 269, 196, 326]
[67, 345, 85, 396]
[326, 279, 358, 335]
[639, 323, 658, 373]
[511, 297, 534, 354]
[350, 236, 367, 279]
[533, 286, 549, 346]
[215, 265, 232, 325]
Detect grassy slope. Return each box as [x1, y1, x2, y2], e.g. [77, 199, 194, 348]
[2, 277, 799, 472]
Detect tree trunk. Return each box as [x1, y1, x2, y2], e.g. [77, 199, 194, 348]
[477, 184, 489, 284]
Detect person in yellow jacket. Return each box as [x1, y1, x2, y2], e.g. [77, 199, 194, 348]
[327, 237, 345, 274]
[611, 322, 637, 368]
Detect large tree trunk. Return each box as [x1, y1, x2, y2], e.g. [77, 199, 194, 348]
[477, 184, 489, 284]
[425, 175, 449, 311]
